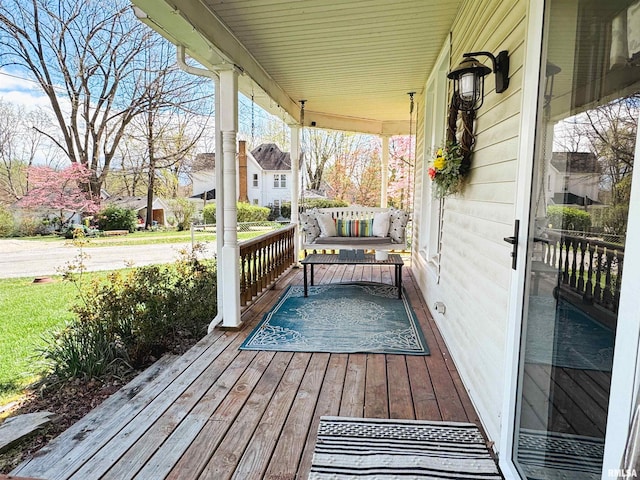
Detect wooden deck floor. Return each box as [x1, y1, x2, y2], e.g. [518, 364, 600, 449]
[521, 364, 610, 438]
[13, 261, 484, 480]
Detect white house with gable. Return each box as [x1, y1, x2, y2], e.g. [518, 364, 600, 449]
[247, 143, 297, 211]
[191, 142, 298, 213]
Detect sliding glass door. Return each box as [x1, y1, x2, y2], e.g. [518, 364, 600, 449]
[513, 1, 639, 478]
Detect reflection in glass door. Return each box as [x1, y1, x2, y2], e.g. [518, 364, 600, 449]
[514, 1, 639, 478]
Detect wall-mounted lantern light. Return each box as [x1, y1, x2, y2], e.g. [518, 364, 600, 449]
[544, 61, 561, 107]
[447, 50, 510, 112]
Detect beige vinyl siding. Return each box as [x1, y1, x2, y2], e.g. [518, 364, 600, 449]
[412, 0, 527, 449]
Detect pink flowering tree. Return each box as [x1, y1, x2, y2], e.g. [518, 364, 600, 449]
[19, 164, 100, 227]
[388, 136, 414, 210]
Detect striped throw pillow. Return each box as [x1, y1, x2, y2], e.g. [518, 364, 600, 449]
[336, 218, 374, 237]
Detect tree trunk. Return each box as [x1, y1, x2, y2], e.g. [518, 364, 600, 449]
[146, 110, 155, 230]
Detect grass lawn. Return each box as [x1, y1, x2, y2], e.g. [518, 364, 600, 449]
[17, 226, 280, 247]
[0, 276, 80, 406]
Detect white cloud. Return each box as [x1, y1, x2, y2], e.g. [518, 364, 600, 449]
[0, 69, 52, 110]
[0, 90, 52, 109]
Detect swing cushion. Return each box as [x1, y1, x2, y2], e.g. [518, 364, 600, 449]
[315, 211, 337, 237]
[389, 208, 410, 243]
[300, 210, 321, 243]
[336, 218, 374, 237]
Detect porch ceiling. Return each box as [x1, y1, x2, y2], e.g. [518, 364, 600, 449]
[130, 0, 462, 135]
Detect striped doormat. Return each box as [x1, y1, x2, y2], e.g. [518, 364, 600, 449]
[517, 429, 604, 479]
[309, 417, 502, 479]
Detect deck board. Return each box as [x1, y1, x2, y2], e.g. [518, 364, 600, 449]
[339, 354, 366, 418]
[13, 261, 490, 480]
[364, 354, 388, 418]
[387, 355, 415, 419]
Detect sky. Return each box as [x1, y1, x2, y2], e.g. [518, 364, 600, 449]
[0, 69, 53, 109]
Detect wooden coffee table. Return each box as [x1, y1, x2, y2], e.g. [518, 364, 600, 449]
[300, 253, 404, 299]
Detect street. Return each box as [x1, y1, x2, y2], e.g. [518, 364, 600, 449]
[0, 239, 215, 279]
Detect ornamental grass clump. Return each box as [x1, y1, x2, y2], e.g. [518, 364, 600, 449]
[428, 142, 466, 197]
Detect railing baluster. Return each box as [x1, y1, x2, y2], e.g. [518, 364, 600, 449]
[548, 231, 625, 315]
[577, 238, 586, 293]
[602, 249, 614, 307]
[562, 236, 570, 285]
[240, 252, 248, 306]
[549, 233, 558, 269]
[584, 243, 594, 304]
[251, 248, 258, 298]
[594, 246, 603, 306]
[569, 237, 577, 288]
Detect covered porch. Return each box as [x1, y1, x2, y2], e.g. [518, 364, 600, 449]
[11, 260, 484, 479]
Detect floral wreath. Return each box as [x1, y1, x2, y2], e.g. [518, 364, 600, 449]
[428, 93, 476, 197]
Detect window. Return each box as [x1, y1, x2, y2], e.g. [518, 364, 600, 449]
[419, 41, 449, 277]
[273, 174, 287, 188]
[253, 199, 258, 205]
[252, 174, 258, 187]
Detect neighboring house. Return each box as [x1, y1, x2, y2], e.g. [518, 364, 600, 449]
[130, 1, 640, 478]
[248, 143, 298, 211]
[191, 152, 216, 202]
[103, 196, 171, 228]
[191, 142, 301, 213]
[548, 151, 601, 206]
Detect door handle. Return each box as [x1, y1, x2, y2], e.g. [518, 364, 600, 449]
[503, 219, 519, 270]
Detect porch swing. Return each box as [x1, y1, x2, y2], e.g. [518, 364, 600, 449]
[297, 100, 410, 254]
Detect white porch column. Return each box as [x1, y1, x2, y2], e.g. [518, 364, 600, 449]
[289, 124, 301, 263]
[381, 135, 390, 207]
[219, 68, 241, 328]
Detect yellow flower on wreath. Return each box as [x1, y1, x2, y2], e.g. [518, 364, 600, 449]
[433, 155, 446, 170]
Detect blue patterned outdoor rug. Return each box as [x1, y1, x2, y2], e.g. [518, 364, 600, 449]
[526, 296, 614, 371]
[240, 283, 429, 355]
[309, 417, 502, 479]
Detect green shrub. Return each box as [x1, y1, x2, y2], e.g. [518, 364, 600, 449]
[203, 202, 269, 223]
[170, 197, 196, 231]
[301, 198, 349, 209]
[0, 205, 14, 237]
[237, 203, 269, 222]
[202, 203, 216, 224]
[274, 199, 349, 220]
[13, 215, 49, 236]
[547, 205, 591, 231]
[41, 247, 217, 379]
[601, 204, 629, 237]
[96, 205, 137, 232]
